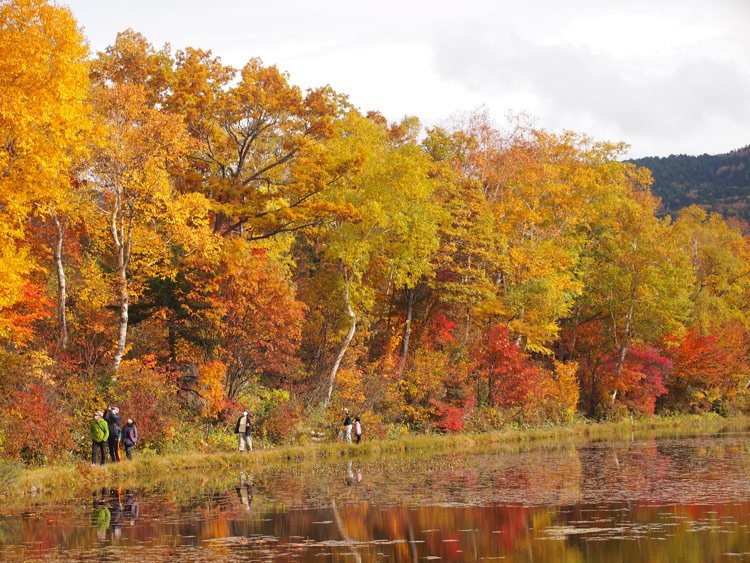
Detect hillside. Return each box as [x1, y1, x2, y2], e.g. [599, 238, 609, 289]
[631, 146, 750, 222]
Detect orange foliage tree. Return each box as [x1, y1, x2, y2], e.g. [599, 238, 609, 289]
[204, 242, 304, 399]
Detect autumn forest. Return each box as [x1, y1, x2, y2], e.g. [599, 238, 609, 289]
[2, 0, 750, 464]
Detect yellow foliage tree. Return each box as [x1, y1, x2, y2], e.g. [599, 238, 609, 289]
[0, 0, 90, 341]
[88, 81, 188, 371]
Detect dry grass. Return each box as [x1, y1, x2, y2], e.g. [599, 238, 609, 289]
[6, 412, 748, 503]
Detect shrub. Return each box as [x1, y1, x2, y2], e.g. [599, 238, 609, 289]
[112, 358, 180, 449]
[399, 348, 456, 429]
[0, 459, 22, 487]
[0, 384, 73, 464]
[464, 406, 510, 432]
[59, 376, 105, 455]
[204, 425, 237, 451]
[430, 394, 475, 433]
[237, 385, 300, 444]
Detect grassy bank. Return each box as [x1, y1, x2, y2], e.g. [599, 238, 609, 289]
[5, 413, 749, 502]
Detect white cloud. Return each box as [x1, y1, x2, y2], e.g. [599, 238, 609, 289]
[433, 30, 750, 156]
[64, 0, 750, 157]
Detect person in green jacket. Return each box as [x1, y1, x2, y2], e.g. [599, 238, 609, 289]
[90, 410, 109, 467]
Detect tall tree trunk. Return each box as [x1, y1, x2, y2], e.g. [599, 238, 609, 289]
[462, 309, 471, 346]
[397, 287, 416, 376]
[167, 316, 177, 363]
[610, 305, 634, 406]
[113, 264, 129, 372]
[323, 283, 356, 410]
[112, 198, 132, 373]
[566, 306, 582, 362]
[51, 214, 68, 350]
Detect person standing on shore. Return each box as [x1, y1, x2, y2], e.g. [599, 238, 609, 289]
[104, 406, 121, 462]
[354, 415, 362, 444]
[90, 411, 109, 467]
[235, 409, 253, 452]
[122, 419, 138, 460]
[342, 408, 353, 443]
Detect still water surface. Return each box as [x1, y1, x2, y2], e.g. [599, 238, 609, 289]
[2, 432, 750, 561]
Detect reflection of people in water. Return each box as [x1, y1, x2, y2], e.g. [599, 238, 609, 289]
[92, 489, 111, 542]
[345, 460, 364, 486]
[236, 471, 253, 511]
[108, 487, 123, 539]
[346, 461, 362, 487]
[123, 489, 140, 526]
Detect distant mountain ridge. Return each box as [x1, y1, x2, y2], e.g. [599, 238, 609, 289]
[630, 145, 750, 223]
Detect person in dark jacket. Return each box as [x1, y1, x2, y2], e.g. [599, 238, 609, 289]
[122, 419, 138, 461]
[104, 406, 121, 462]
[90, 410, 109, 467]
[342, 408, 353, 443]
[235, 410, 253, 452]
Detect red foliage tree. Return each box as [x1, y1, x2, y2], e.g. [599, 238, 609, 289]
[616, 345, 671, 415]
[421, 311, 457, 349]
[5, 283, 51, 347]
[664, 323, 750, 410]
[473, 324, 541, 407]
[666, 328, 729, 388]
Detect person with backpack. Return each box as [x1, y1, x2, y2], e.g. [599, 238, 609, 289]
[104, 406, 121, 462]
[90, 410, 109, 467]
[235, 410, 253, 452]
[342, 408, 353, 443]
[122, 418, 138, 461]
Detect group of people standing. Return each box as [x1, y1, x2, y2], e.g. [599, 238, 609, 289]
[342, 408, 363, 444]
[90, 407, 138, 466]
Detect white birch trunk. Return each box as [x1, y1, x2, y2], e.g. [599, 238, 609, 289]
[323, 283, 356, 410]
[51, 214, 68, 350]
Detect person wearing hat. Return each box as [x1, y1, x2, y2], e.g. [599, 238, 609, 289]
[104, 406, 121, 462]
[122, 418, 138, 461]
[235, 409, 253, 452]
[90, 411, 109, 467]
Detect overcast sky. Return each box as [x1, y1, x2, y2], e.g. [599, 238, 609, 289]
[64, 0, 750, 158]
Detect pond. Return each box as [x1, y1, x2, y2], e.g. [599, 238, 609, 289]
[2, 432, 750, 561]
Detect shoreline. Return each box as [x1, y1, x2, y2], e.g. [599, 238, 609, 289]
[4, 413, 748, 503]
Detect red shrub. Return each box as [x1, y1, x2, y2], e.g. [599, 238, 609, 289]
[1, 384, 73, 463]
[259, 401, 303, 444]
[430, 395, 475, 433]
